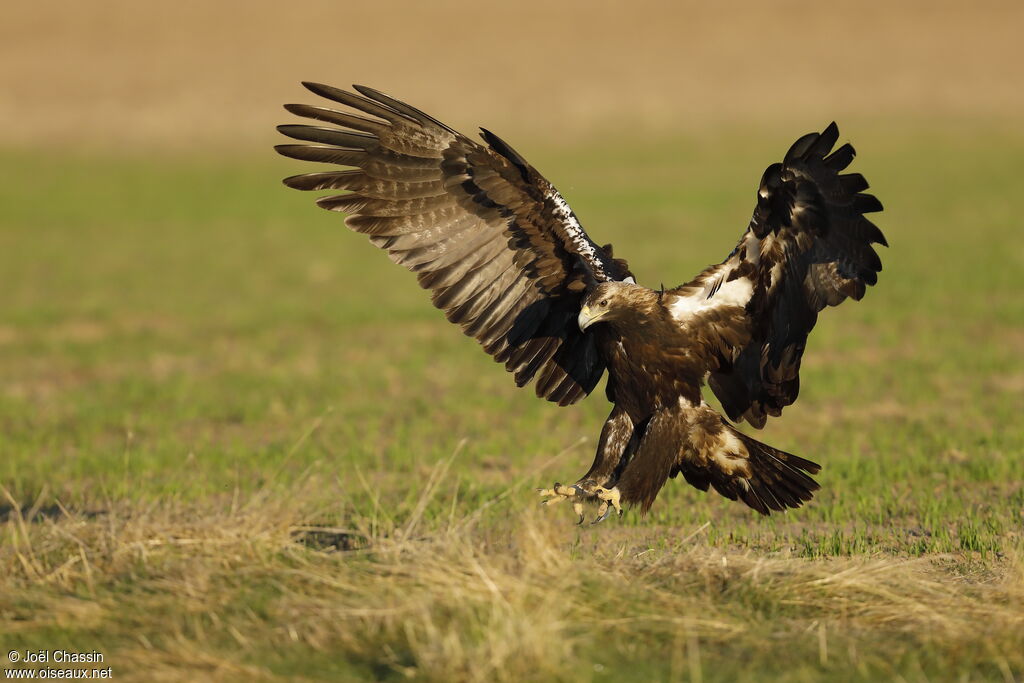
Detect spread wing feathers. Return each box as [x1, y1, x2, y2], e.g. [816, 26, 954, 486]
[671, 406, 821, 515]
[277, 83, 632, 405]
[670, 122, 886, 427]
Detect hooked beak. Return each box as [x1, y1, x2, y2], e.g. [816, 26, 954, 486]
[578, 305, 604, 332]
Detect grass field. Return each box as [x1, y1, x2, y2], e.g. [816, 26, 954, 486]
[2, 121, 1023, 681]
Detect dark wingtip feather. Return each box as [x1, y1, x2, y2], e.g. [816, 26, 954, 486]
[282, 173, 309, 189]
[351, 84, 398, 107]
[298, 82, 421, 127]
[863, 219, 889, 247]
[315, 194, 354, 212]
[277, 124, 376, 148]
[853, 194, 884, 214]
[784, 132, 820, 165]
[823, 121, 839, 139]
[839, 173, 870, 194]
[480, 128, 531, 182]
[809, 122, 840, 157]
[351, 84, 384, 99]
[301, 81, 340, 99]
[352, 84, 455, 131]
[276, 124, 322, 142]
[283, 171, 360, 191]
[824, 143, 856, 171]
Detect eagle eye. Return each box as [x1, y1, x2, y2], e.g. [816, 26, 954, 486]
[599, 299, 609, 307]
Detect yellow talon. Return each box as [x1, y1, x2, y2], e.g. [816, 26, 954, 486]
[537, 482, 587, 522]
[537, 482, 621, 524]
[593, 486, 622, 523]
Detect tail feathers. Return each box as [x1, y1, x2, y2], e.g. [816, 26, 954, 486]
[621, 404, 821, 516]
[672, 423, 821, 516]
[728, 430, 820, 515]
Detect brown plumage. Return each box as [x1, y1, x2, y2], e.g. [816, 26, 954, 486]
[277, 83, 886, 519]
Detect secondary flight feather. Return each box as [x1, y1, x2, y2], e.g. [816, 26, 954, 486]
[277, 83, 886, 523]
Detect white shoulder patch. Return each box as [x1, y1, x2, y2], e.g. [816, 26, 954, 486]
[669, 276, 753, 321]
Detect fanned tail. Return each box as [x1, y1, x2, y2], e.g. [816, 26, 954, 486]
[615, 402, 821, 516]
[670, 405, 821, 515]
[725, 428, 820, 514]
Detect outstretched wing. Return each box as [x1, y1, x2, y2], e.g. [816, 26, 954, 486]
[668, 122, 886, 427]
[277, 83, 632, 405]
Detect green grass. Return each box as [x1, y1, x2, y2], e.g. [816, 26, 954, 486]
[1, 123, 1023, 681]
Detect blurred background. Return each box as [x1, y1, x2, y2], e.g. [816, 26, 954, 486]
[2, 0, 1021, 150]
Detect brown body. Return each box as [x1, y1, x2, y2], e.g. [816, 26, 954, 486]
[577, 283, 821, 514]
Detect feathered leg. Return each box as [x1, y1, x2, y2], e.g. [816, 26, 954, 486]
[577, 404, 636, 489]
[607, 409, 683, 516]
[538, 404, 636, 523]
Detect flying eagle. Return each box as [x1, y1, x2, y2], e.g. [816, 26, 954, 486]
[277, 83, 886, 523]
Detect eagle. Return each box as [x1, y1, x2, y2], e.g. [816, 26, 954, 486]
[276, 83, 886, 524]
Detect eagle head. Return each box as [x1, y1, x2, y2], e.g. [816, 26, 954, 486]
[578, 281, 643, 331]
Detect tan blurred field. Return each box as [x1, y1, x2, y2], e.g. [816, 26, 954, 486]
[1, 0, 1022, 150]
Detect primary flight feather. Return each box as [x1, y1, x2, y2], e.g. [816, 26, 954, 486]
[277, 83, 886, 523]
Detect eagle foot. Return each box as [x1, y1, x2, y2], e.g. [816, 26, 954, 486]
[537, 483, 586, 524]
[590, 486, 623, 525]
[538, 482, 622, 525]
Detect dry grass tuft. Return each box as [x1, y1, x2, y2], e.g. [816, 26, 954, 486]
[3, 471, 1022, 681]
